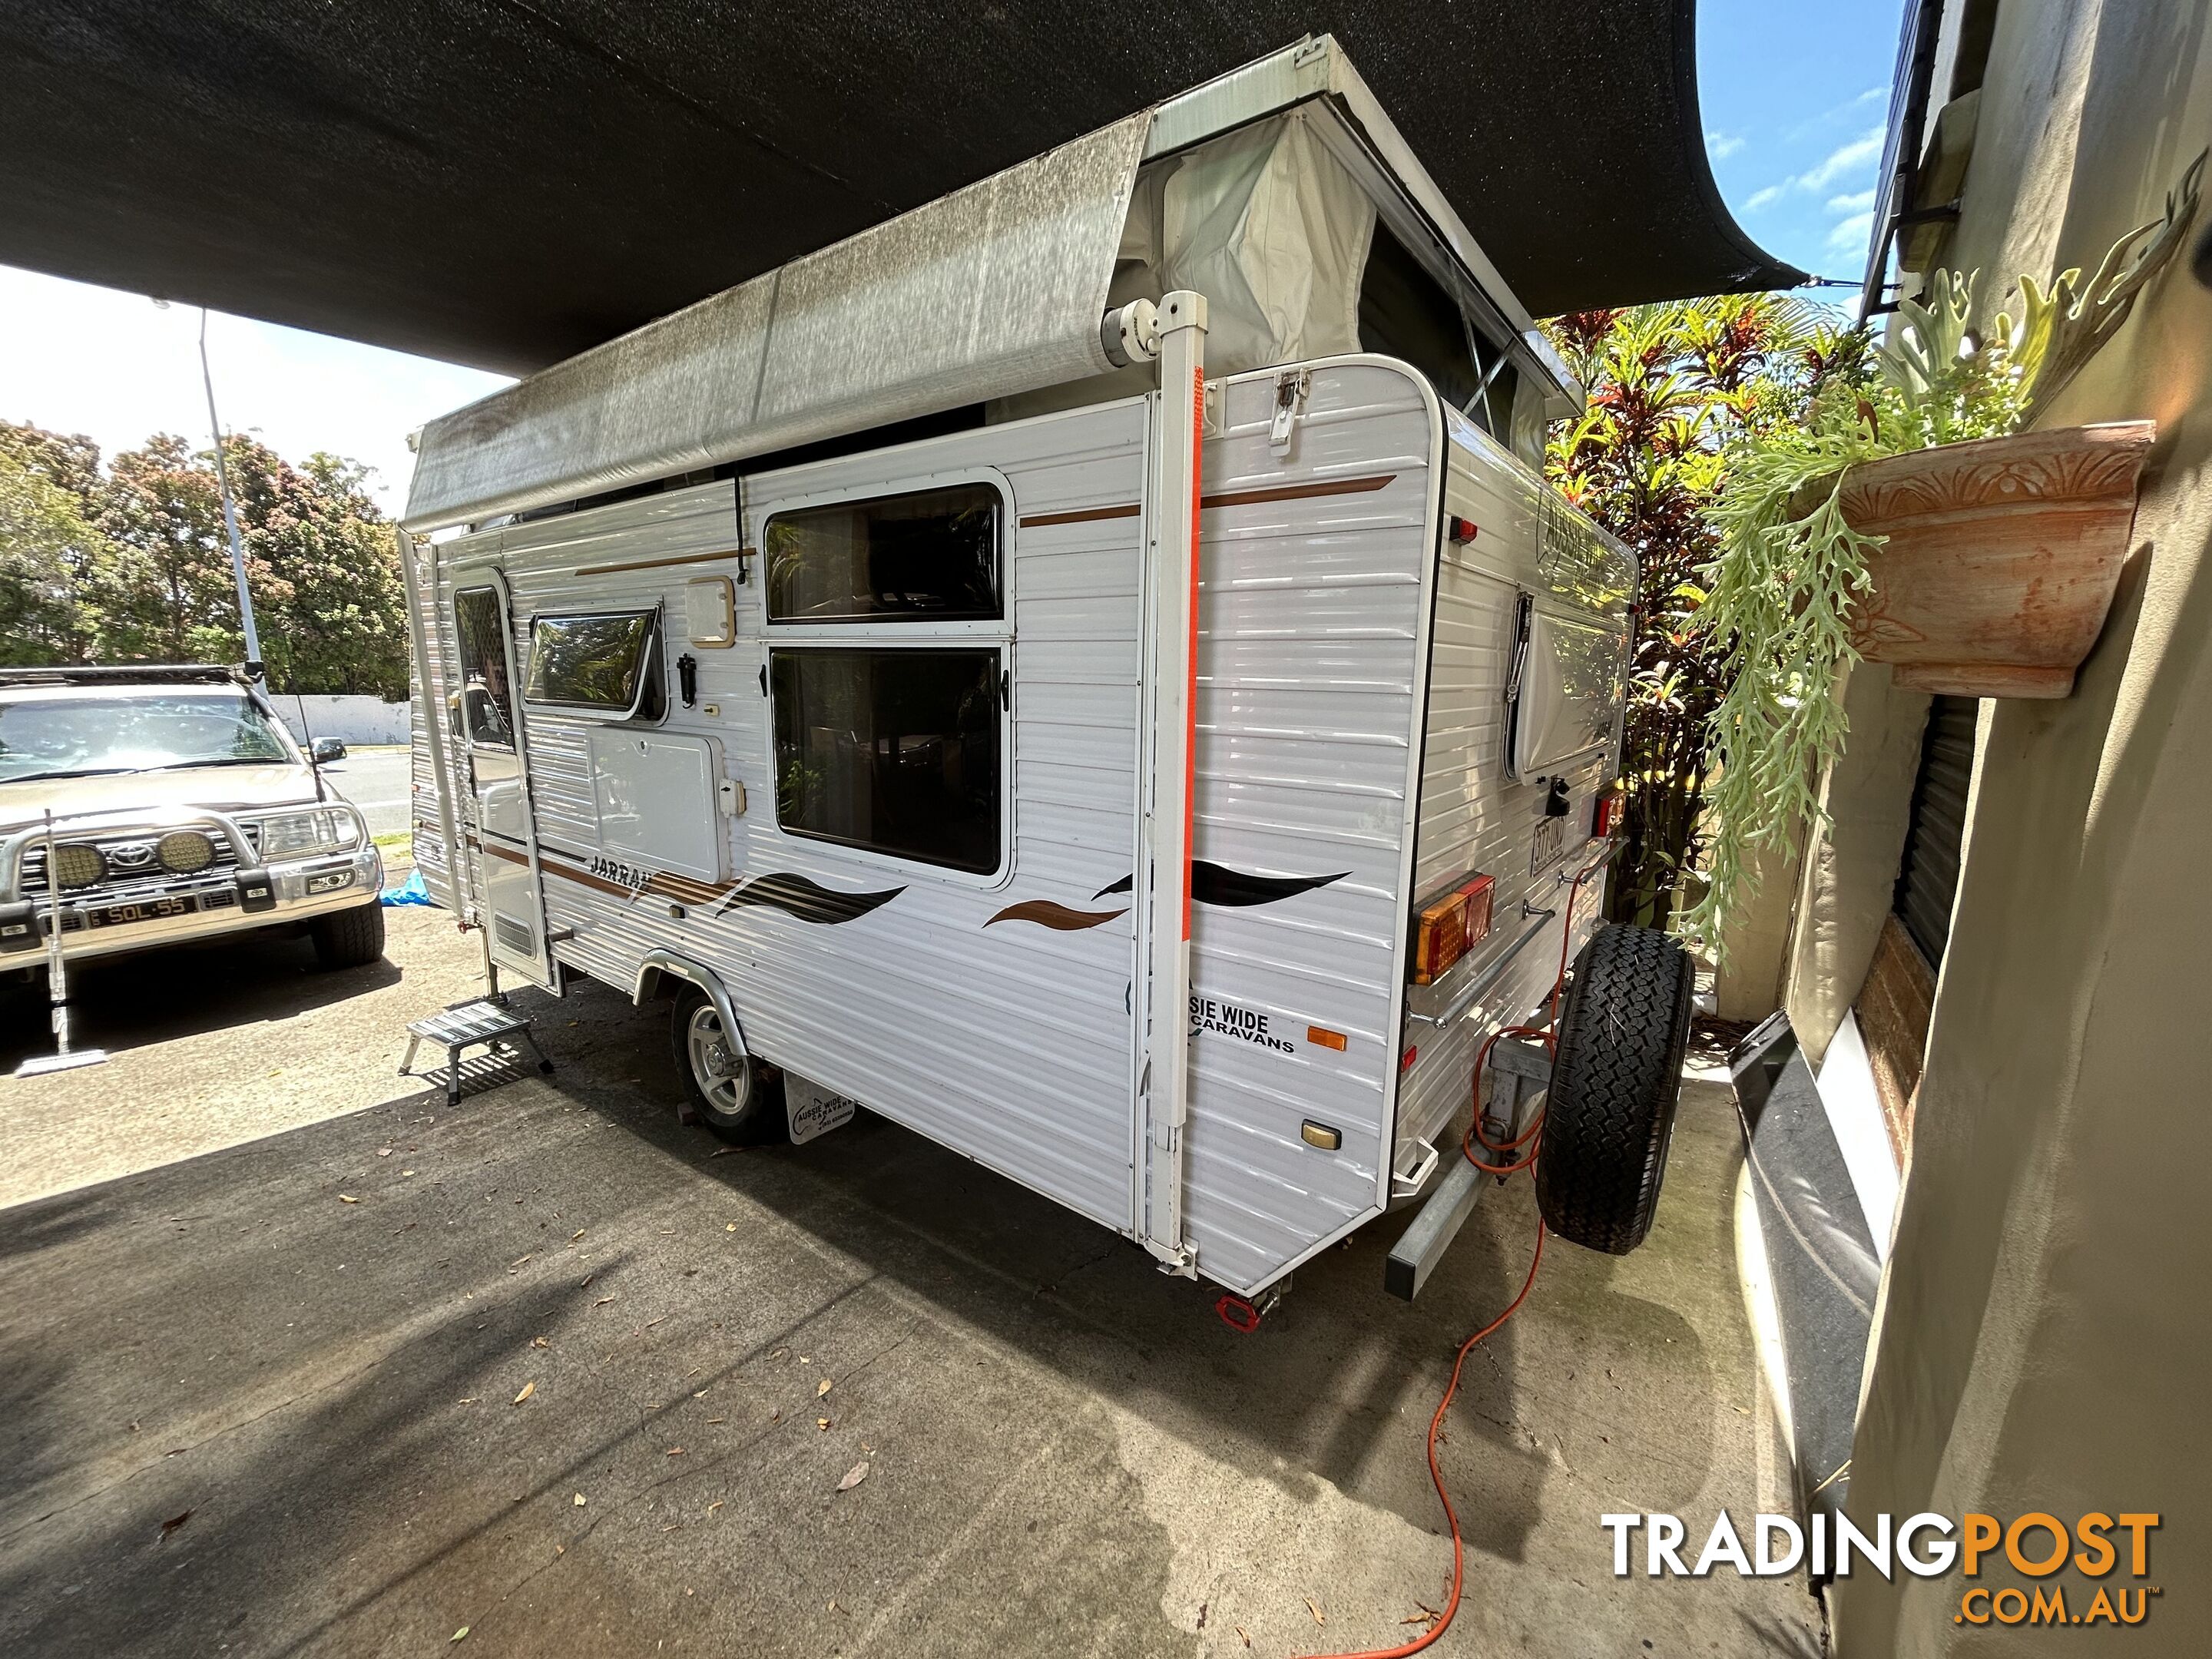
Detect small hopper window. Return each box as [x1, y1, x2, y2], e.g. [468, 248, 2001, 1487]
[766, 485, 1001, 622]
[525, 610, 663, 718]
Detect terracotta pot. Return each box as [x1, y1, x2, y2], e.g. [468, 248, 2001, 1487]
[1823, 422, 2155, 698]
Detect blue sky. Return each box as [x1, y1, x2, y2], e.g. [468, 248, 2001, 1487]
[1698, 0, 1909, 293]
[0, 4, 1907, 510]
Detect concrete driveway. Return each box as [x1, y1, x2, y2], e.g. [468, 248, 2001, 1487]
[0, 906, 1824, 1658]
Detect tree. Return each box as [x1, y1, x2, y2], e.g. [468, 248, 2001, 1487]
[0, 424, 120, 664]
[1542, 296, 1849, 933]
[0, 422, 410, 699]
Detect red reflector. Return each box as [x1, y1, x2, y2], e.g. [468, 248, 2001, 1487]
[1400, 1045, 1419, 1072]
[1594, 792, 1624, 838]
[1448, 515, 1479, 544]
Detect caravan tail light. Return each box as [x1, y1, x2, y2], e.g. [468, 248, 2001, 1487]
[1410, 873, 1496, 985]
[1594, 790, 1625, 839]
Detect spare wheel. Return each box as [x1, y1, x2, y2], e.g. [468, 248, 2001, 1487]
[1534, 922, 1694, 1253]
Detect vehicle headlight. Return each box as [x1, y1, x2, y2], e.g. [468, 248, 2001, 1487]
[157, 831, 216, 874]
[256, 810, 334, 859]
[49, 843, 105, 889]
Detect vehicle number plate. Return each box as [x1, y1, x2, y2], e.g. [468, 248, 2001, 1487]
[88, 896, 195, 928]
[1530, 816, 1567, 877]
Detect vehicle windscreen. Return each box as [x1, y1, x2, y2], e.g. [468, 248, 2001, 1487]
[0, 694, 296, 783]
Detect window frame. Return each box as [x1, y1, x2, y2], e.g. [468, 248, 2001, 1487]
[520, 605, 667, 724]
[756, 467, 1016, 889]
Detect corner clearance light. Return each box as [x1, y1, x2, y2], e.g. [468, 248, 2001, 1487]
[1410, 872, 1496, 985]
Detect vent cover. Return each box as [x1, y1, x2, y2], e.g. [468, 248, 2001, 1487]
[493, 912, 537, 957]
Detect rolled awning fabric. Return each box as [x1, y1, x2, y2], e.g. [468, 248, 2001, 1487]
[404, 111, 1154, 530]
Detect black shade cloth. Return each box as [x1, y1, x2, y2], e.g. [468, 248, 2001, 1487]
[2, 2, 1800, 374]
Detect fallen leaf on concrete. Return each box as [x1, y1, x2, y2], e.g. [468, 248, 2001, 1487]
[707, 1500, 724, 1514]
[1235, 1628, 1250, 1647]
[451, 1628, 469, 1643]
[531, 1336, 549, 1349]
[338, 1194, 359, 1204]
[837, 1461, 869, 1492]
[513, 1382, 535, 1405]
[402, 1170, 416, 1177]
[1304, 1596, 1326, 1627]
[159, 1509, 193, 1539]
[816, 1379, 833, 1397]
[574, 1493, 586, 1506]
[770, 1346, 790, 1360]
[571, 1230, 586, 1242]
[816, 1417, 832, 1431]
[378, 1148, 392, 1157]
[509, 1254, 531, 1268]
[666, 1447, 684, 1457]
[706, 1416, 725, 1424]
[594, 1296, 615, 1307]
[724, 1222, 737, 1231]
[459, 1398, 478, 1405]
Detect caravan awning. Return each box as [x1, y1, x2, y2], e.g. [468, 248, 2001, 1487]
[2, 2, 1799, 376]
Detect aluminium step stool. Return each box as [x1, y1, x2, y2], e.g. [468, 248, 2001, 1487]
[400, 998, 554, 1106]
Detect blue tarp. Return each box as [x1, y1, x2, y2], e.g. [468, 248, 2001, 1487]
[381, 868, 432, 906]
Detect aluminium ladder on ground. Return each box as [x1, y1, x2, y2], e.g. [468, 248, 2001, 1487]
[400, 997, 554, 1106]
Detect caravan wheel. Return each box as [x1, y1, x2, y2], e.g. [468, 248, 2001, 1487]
[1533, 923, 1694, 1254]
[671, 985, 785, 1146]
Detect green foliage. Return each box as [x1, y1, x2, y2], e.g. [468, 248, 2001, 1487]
[0, 422, 408, 698]
[1543, 295, 1841, 932]
[1679, 271, 2035, 958]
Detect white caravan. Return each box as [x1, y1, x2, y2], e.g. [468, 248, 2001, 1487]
[399, 38, 1694, 1307]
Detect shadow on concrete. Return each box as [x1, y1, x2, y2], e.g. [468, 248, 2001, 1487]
[0, 926, 401, 1070]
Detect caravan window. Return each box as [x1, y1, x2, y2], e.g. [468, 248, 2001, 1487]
[524, 610, 661, 716]
[765, 485, 1000, 621]
[770, 647, 1000, 875]
[452, 586, 515, 750]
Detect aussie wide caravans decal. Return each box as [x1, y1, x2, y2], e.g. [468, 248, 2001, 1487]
[985, 864, 1349, 930]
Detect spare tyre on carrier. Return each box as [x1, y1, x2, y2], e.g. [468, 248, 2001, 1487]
[1535, 922, 1695, 1254]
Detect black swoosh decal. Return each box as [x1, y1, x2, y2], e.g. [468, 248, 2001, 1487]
[723, 872, 904, 925]
[1087, 866, 1348, 909]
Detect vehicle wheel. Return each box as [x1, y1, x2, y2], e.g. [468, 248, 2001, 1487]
[310, 902, 386, 970]
[1534, 922, 1694, 1254]
[670, 983, 785, 1146]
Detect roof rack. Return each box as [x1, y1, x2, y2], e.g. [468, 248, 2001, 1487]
[0, 664, 250, 688]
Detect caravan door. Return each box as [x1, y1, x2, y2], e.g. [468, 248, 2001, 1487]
[449, 571, 556, 989]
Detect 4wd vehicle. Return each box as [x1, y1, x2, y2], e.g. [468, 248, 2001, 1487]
[0, 665, 386, 973]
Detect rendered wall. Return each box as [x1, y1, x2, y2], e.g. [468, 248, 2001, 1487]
[1833, 1, 2212, 1651]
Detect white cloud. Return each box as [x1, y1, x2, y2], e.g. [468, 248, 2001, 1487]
[1827, 188, 1878, 214]
[1743, 184, 1786, 213]
[1800, 125, 1888, 193]
[0, 263, 509, 514]
[1827, 210, 1877, 253]
[1706, 130, 1745, 161]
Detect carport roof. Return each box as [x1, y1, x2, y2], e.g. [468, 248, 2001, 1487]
[1, 1, 1801, 376]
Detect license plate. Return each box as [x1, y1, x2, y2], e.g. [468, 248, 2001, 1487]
[1530, 816, 1567, 877]
[88, 896, 195, 928]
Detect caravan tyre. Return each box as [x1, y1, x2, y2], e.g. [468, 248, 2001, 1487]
[1534, 922, 1694, 1255]
[671, 985, 786, 1146]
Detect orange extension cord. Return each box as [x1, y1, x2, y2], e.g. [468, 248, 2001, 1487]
[1295, 839, 1614, 1659]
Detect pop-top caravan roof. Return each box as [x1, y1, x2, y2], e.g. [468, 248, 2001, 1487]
[403, 35, 1581, 533]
